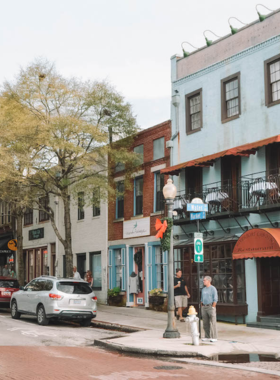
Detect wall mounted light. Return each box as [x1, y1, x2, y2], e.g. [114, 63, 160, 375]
[228, 17, 248, 35]
[203, 30, 222, 47]
[256, 4, 274, 22]
[181, 41, 198, 57]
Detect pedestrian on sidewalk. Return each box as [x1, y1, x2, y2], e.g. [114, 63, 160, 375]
[174, 268, 190, 322]
[73, 266, 81, 280]
[201, 276, 218, 342]
[85, 270, 93, 287]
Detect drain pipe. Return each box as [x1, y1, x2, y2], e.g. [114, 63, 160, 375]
[186, 306, 200, 346]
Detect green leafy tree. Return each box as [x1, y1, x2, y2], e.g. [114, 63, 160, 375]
[0, 59, 138, 278]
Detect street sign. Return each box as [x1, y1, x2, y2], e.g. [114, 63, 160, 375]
[187, 203, 208, 212]
[190, 212, 206, 220]
[194, 254, 204, 263]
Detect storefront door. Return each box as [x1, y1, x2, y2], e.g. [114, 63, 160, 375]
[258, 257, 280, 317]
[77, 253, 86, 280]
[134, 247, 145, 305]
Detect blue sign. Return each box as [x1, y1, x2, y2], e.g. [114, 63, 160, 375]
[187, 203, 208, 212]
[190, 212, 206, 220]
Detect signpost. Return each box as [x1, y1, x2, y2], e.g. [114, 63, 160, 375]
[188, 199, 208, 338]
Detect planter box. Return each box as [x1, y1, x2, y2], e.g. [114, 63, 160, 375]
[108, 295, 125, 307]
[149, 295, 168, 312]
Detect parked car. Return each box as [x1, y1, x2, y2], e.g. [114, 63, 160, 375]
[0, 277, 20, 307]
[10, 276, 97, 326]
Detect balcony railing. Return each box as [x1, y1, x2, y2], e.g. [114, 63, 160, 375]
[239, 169, 280, 210]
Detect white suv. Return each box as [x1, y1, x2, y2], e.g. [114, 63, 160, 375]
[10, 276, 97, 326]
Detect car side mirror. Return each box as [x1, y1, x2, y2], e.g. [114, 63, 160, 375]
[19, 286, 25, 291]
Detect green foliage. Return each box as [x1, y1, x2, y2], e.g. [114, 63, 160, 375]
[160, 217, 173, 252]
[108, 287, 121, 297]
[149, 288, 163, 296]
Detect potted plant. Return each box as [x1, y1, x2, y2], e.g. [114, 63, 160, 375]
[108, 287, 123, 306]
[149, 288, 165, 305]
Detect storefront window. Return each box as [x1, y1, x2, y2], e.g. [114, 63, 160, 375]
[90, 252, 102, 290]
[155, 247, 164, 289]
[174, 243, 246, 305]
[115, 249, 122, 289]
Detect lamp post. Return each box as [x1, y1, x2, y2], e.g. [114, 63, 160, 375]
[163, 179, 180, 339]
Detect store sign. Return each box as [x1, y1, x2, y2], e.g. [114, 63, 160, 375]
[29, 228, 44, 240]
[123, 217, 150, 239]
[8, 239, 17, 251]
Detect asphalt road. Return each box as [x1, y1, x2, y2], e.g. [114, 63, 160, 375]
[0, 308, 278, 380]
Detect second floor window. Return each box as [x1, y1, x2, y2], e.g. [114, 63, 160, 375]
[134, 176, 143, 215]
[153, 137, 164, 160]
[155, 172, 164, 212]
[116, 181, 124, 219]
[24, 207, 33, 225]
[265, 55, 280, 107]
[134, 144, 144, 164]
[78, 192, 85, 220]
[185, 89, 202, 134]
[115, 162, 125, 173]
[92, 188, 100, 217]
[221, 73, 240, 122]
[39, 196, 49, 222]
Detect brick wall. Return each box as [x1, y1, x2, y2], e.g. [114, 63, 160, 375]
[108, 120, 171, 242]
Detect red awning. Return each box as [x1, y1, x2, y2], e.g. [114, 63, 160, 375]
[232, 228, 280, 260]
[161, 134, 280, 175]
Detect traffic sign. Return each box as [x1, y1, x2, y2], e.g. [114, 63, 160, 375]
[190, 212, 206, 220]
[194, 233, 203, 256]
[187, 203, 208, 212]
[194, 254, 204, 263]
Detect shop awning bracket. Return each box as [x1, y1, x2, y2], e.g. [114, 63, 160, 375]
[232, 216, 248, 232]
[200, 221, 214, 236]
[243, 215, 258, 229]
[215, 219, 230, 234]
[180, 225, 193, 239]
[263, 213, 279, 228]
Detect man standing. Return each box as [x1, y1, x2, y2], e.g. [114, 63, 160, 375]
[73, 266, 81, 280]
[174, 268, 190, 322]
[2, 265, 10, 277]
[201, 276, 218, 342]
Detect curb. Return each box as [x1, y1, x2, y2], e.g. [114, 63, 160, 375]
[91, 320, 145, 333]
[94, 339, 206, 358]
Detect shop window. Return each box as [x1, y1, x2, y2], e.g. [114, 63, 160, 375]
[115, 249, 122, 289]
[134, 144, 144, 164]
[153, 137, 164, 160]
[116, 181, 124, 219]
[154, 172, 164, 212]
[92, 188, 100, 217]
[39, 196, 49, 222]
[155, 247, 164, 289]
[24, 207, 33, 226]
[134, 176, 143, 216]
[90, 252, 102, 290]
[78, 192, 85, 220]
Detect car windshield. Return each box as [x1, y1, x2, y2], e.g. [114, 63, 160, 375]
[0, 280, 19, 288]
[56, 282, 92, 294]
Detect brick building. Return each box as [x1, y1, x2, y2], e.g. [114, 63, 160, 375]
[108, 120, 171, 307]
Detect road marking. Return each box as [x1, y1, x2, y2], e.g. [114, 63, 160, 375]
[90, 372, 188, 379]
[7, 327, 57, 338]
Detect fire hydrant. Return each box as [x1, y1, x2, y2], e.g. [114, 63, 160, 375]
[185, 305, 199, 346]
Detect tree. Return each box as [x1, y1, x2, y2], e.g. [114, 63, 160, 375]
[0, 58, 138, 278]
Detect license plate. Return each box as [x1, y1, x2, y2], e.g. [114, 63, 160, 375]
[73, 300, 81, 305]
[2, 292, 11, 296]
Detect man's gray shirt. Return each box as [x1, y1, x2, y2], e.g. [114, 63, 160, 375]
[201, 285, 218, 305]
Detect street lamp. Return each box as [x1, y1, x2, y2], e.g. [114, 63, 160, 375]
[163, 179, 180, 339]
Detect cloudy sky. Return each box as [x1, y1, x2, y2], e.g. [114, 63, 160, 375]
[0, 0, 279, 129]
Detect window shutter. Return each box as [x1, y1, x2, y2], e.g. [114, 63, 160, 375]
[121, 248, 126, 291]
[147, 246, 153, 292]
[163, 250, 168, 292]
[108, 249, 113, 289]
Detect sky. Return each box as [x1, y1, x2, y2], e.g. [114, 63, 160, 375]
[0, 0, 279, 129]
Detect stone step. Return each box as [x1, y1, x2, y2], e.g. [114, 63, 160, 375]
[247, 321, 280, 330]
[260, 316, 280, 324]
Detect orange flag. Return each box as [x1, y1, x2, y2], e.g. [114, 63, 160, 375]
[155, 219, 168, 239]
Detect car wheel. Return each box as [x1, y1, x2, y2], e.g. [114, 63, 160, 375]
[37, 305, 49, 326]
[79, 318, 92, 327]
[11, 301, 21, 319]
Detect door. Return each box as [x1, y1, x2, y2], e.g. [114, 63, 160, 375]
[221, 156, 241, 211]
[77, 254, 86, 280]
[134, 247, 145, 305]
[18, 279, 36, 312]
[258, 257, 280, 316]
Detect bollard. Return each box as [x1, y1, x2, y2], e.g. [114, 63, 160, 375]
[185, 305, 199, 346]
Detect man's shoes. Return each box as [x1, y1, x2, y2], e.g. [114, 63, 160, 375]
[201, 338, 210, 341]
[180, 318, 185, 322]
[210, 339, 218, 342]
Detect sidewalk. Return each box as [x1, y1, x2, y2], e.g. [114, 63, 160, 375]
[93, 304, 280, 376]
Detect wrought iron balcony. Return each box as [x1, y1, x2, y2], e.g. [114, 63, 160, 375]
[239, 169, 280, 211]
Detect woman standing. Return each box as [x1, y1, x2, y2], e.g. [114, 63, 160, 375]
[85, 270, 93, 287]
